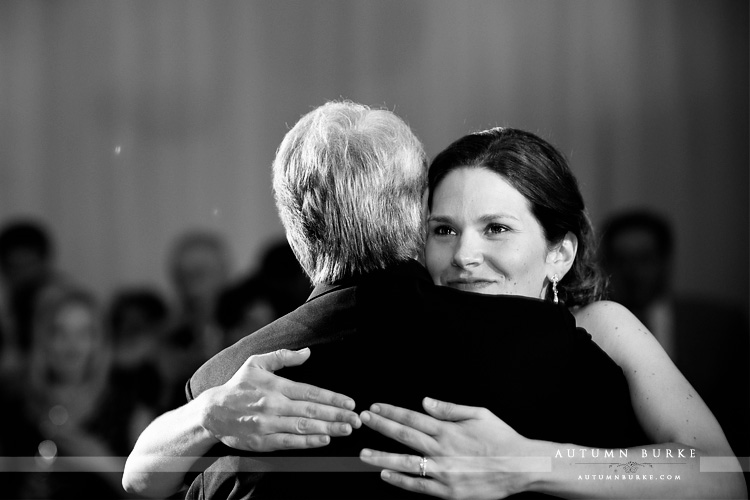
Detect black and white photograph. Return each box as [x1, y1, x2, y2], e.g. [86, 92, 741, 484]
[0, 1, 747, 499]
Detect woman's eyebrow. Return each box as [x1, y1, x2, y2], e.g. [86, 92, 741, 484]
[428, 213, 521, 224]
[478, 213, 521, 223]
[427, 215, 453, 223]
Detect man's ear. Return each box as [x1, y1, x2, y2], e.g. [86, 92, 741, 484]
[417, 189, 430, 265]
[421, 188, 430, 220]
[546, 231, 578, 279]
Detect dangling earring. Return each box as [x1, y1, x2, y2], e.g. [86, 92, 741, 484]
[551, 274, 559, 304]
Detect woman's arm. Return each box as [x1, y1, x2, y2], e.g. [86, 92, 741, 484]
[358, 302, 747, 499]
[574, 301, 738, 455]
[122, 348, 361, 498]
[360, 398, 745, 500]
[568, 300, 746, 496]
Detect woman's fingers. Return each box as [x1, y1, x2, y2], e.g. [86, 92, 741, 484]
[360, 406, 437, 452]
[360, 449, 427, 475]
[380, 470, 449, 499]
[364, 402, 441, 435]
[422, 397, 486, 422]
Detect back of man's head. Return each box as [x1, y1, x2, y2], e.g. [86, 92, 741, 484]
[272, 101, 427, 285]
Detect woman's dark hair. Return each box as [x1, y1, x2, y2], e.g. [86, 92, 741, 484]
[427, 127, 605, 307]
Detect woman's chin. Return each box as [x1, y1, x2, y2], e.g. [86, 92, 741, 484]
[445, 282, 499, 295]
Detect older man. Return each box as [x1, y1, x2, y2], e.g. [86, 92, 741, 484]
[123, 102, 645, 499]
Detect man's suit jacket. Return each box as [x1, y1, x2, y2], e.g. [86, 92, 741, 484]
[186, 260, 646, 499]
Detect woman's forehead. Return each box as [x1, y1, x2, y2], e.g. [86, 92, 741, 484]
[431, 168, 532, 216]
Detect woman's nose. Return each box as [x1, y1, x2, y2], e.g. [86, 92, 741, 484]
[451, 234, 483, 268]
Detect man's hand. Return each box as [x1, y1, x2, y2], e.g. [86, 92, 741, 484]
[199, 348, 362, 451]
[123, 347, 361, 498]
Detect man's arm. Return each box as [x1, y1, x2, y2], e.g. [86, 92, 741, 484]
[122, 348, 361, 498]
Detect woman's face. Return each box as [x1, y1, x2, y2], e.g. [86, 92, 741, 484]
[47, 301, 97, 382]
[425, 167, 554, 298]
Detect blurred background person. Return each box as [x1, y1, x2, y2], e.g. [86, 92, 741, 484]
[600, 208, 750, 469]
[107, 287, 170, 427]
[0, 283, 134, 499]
[255, 239, 312, 319]
[0, 219, 63, 377]
[160, 230, 231, 410]
[600, 210, 674, 331]
[215, 238, 310, 347]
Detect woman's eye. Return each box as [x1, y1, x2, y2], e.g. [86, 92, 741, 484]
[433, 225, 456, 236]
[486, 223, 508, 235]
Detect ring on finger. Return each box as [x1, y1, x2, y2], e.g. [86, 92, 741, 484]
[419, 456, 428, 477]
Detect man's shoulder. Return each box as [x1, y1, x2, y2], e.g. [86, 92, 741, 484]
[357, 259, 579, 331]
[187, 285, 358, 400]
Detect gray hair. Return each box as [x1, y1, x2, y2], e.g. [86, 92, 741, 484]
[272, 101, 427, 285]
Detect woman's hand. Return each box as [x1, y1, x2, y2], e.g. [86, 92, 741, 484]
[359, 397, 539, 500]
[200, 347, 362, 452]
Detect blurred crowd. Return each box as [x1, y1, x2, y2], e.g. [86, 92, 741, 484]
[0, 209, 746, 499]
[0, 218, 310, 499]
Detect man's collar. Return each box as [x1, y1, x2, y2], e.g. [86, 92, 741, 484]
[306, 277, 359, 302]
[305, 259, 429, 302]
